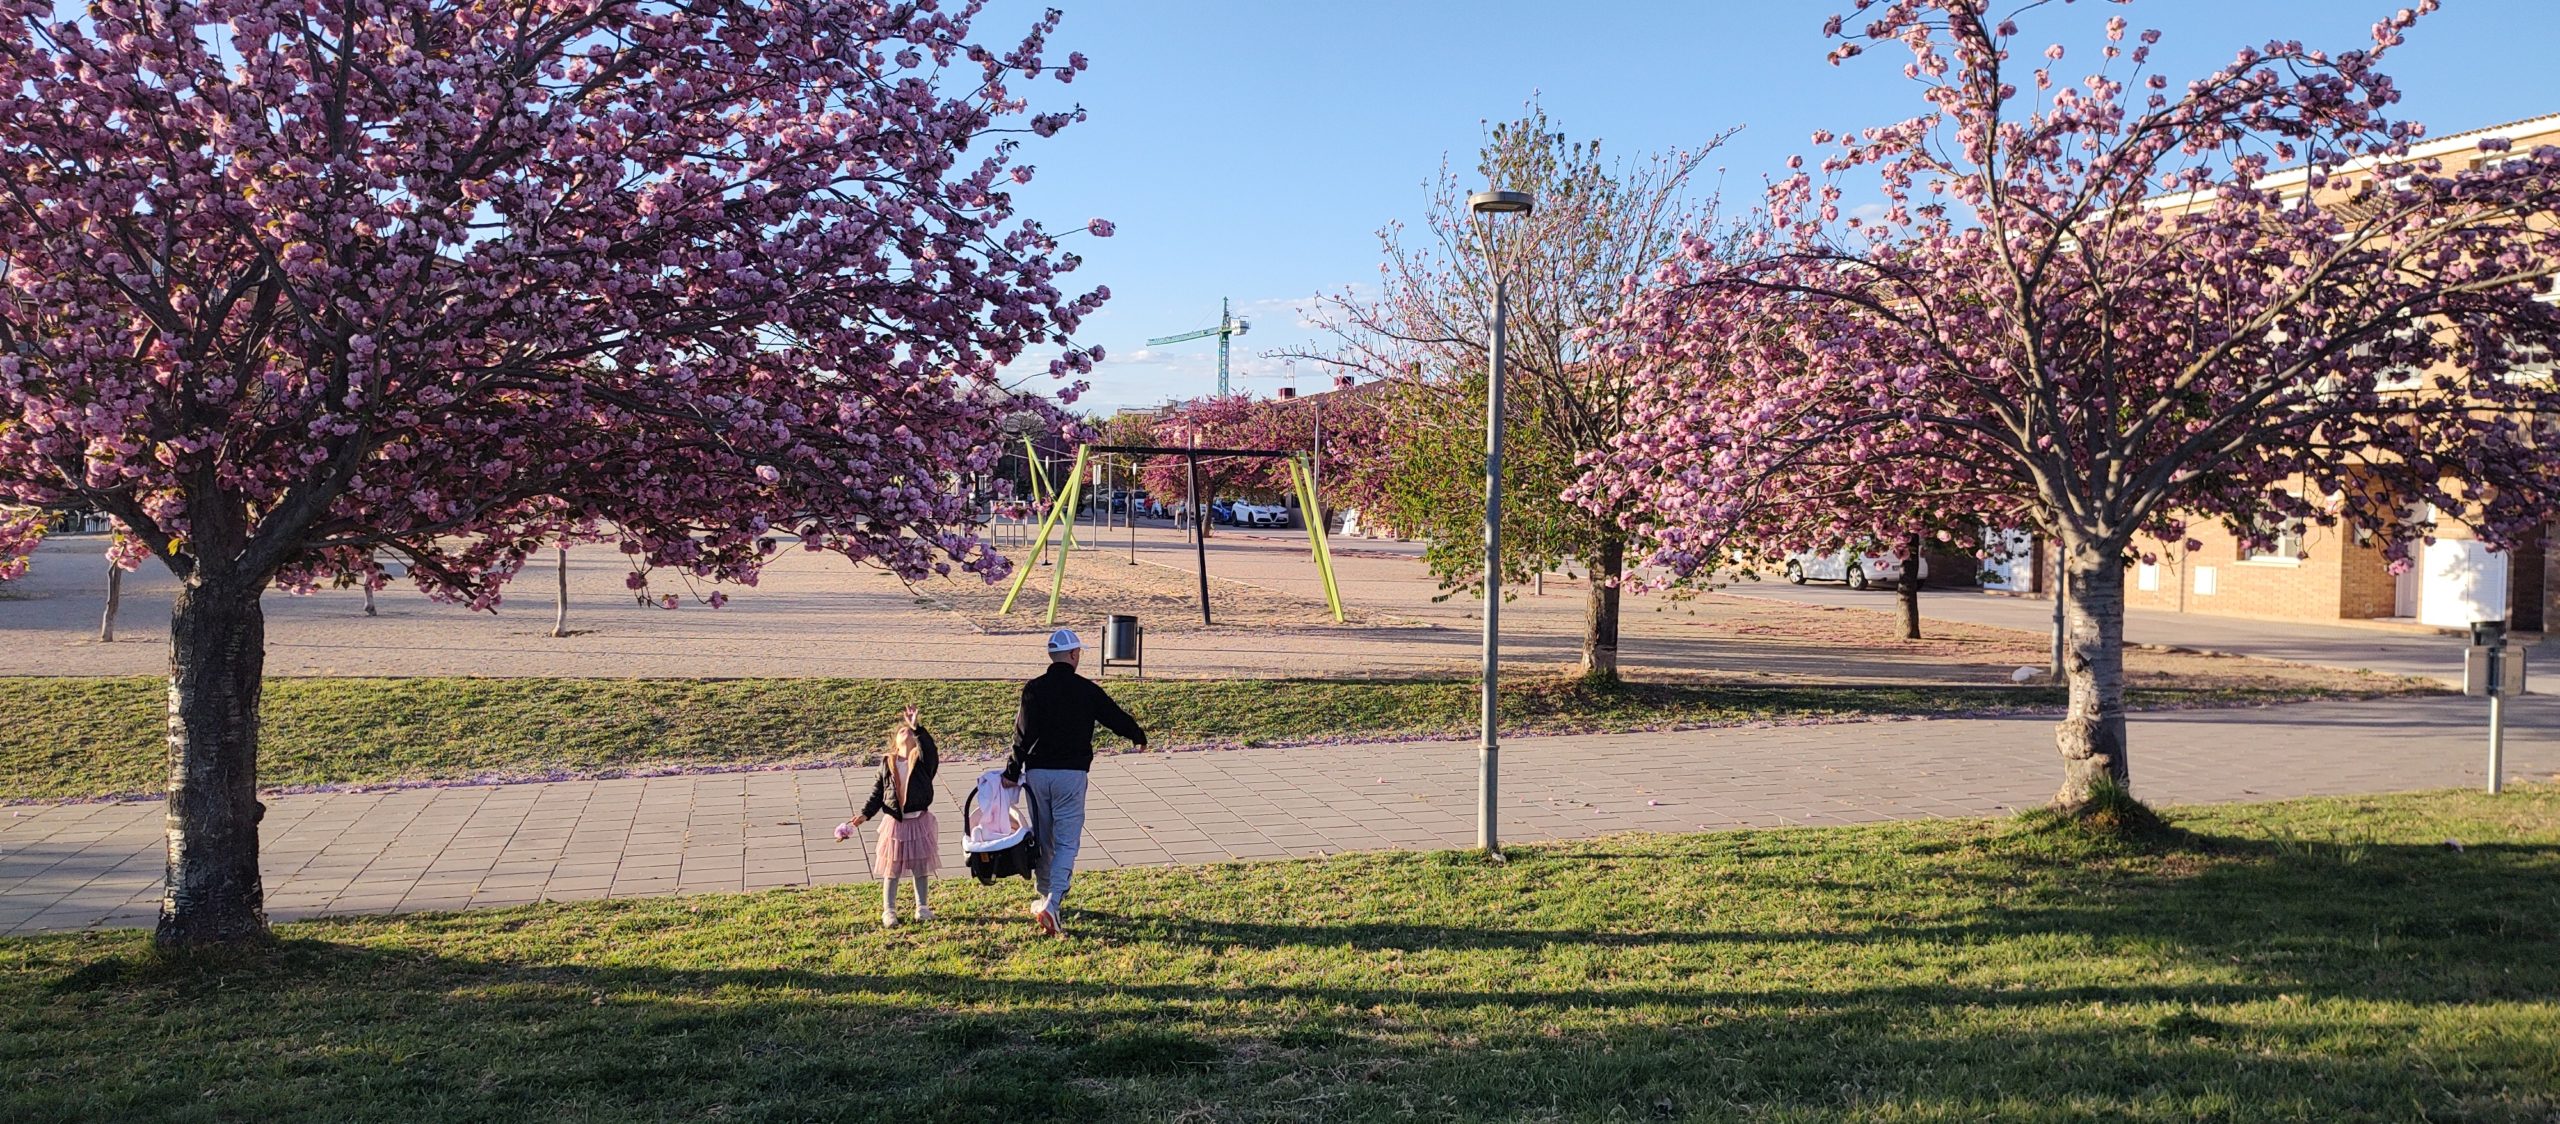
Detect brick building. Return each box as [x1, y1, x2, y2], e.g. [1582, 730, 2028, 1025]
[2069, 112, 2560, 632]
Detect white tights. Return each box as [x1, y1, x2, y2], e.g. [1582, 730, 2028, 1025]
[883, 874, 929, 915]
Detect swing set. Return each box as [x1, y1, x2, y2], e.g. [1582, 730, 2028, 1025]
[996, 442, 1346, 627]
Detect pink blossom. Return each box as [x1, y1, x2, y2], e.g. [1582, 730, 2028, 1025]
[0, 0, 1116, 938]
[1581, 0, 2560, 801]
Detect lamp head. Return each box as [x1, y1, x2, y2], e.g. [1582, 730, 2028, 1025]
[1468, 189, 1534, 215]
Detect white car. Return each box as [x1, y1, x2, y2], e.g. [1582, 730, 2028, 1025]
[1232, 502, 1293, 527]
[1781, 550, 1927, 591]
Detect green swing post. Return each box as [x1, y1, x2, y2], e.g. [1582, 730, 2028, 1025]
[1043, 445, 1093, 625]
[997, 445, 1088, 616]
[1022, 437, 1053, 501]
[1022, 436, 1077, 549]
[1291, 458, 1346, 622]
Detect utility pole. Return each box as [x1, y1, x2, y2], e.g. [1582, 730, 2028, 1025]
[1189, 443, 1210, 626]
[2049, 544, 2065, 679]
[1467, 187, 1533, 859]
[1312, 401, 1324, 527]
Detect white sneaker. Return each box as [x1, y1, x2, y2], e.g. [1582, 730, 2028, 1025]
[914, 905, 935, 922]
[879, 909, 899, 928]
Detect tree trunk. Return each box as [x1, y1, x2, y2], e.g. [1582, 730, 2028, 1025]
[100, 563, 121, 642]
[551, 545, 570, 638]
[2053, 539, 2131, 809]
[361, 581, 376, 617]
[156, 575, 270, 950]
[1580, 535, 1625, 678]
[1896, 531, 1924, 641]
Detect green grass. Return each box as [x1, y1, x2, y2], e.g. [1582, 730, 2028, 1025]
[0, 675, 2409, 802]
[5, 787, 2556, 1122]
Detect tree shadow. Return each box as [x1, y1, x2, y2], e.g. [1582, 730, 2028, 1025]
[9, 818, 2559, 1121]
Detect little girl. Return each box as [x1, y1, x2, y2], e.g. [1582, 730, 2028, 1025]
[835, 705, 940, 926]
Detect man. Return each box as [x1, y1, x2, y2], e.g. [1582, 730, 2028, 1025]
[1004, 628, 1147, 936]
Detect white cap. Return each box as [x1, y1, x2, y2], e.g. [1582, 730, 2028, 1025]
[1047, 628, 1083, 654]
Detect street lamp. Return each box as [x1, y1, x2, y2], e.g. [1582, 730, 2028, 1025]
[1468, 188, 1532, 858]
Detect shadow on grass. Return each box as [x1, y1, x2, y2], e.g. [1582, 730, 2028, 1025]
[7, 815, 2559, 1122]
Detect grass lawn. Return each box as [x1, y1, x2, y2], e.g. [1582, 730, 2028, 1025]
[3, 787, 2555, 1122]
[0, 674, 2428, 802]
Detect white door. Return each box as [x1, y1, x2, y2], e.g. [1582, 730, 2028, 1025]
[2393, 559, 2420, 618]
[1979, 528, 2036, 591]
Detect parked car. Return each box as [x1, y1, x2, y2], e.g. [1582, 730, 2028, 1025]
[1225, 501, 1286, 527]
[1781, 549, 1927, 591]
[1209, 498, 1237, 524]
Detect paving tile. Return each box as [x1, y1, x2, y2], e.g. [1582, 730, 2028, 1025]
[12, 697, 2560, 933]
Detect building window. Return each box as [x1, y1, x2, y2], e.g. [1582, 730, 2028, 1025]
[2502, 289, 2559, 384]
[2243, 515, 2306, 563]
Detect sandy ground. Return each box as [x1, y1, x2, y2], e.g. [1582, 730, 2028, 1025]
[926, 541, 1416, 635]
[0, 527, 2412, 690]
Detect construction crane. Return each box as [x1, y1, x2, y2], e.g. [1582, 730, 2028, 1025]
[1146, 297, 1250, 396]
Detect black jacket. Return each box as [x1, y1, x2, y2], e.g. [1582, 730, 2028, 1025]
[861, 727, 939, 821]
[1004, 662, 1146, 778]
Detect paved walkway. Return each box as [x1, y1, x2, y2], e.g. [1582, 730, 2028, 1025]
[5, 695, 2550, 936]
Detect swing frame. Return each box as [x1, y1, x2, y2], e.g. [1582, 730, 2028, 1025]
[996, 443, 1346, 627]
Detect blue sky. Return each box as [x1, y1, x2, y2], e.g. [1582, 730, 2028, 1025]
[987, 1, 2560, 414]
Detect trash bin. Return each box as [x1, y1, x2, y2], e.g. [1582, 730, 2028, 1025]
[1101, 613, 1142, 676]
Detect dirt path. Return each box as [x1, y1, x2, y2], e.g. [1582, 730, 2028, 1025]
[0, 528, 2424, 692]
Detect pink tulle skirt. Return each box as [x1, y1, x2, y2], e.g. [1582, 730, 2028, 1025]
[874, 811, 942, 879]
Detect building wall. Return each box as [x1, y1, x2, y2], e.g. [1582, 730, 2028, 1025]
[2121, 499, 2553, 626]
[2544, 532, 2560, 632]
[2122, 519, 2385, 622]
[2339, 532, 2402, 620]
[2116, 114, 2560, 629]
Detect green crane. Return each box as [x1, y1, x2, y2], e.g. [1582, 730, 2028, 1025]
[1145, 297, 1251, 396]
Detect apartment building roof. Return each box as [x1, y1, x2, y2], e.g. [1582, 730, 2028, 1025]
[2135, 111, 2560, 212]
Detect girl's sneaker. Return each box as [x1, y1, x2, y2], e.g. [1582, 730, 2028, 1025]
[880, 909, 899, 928]
[913, 905, 935, 922]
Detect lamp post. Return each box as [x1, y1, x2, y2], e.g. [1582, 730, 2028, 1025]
[1468, 187, 1533, 858]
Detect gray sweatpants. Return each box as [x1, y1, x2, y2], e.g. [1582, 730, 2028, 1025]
[1024, 768, 1089, 916]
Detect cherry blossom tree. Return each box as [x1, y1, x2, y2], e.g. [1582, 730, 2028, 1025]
[1587, 0, 2560, 810]
[0, 0, 1106, 948]
[1120, 385, 1388, 534]
[1284, 379, 1394, 522]
[1136, 394, 1288, 515]
[1296, 107, 1729, 677]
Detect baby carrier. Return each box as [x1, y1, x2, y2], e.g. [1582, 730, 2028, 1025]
[961, 769, 1043, 885]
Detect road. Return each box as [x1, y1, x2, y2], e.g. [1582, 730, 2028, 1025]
[1722, 579, 2547, 693]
